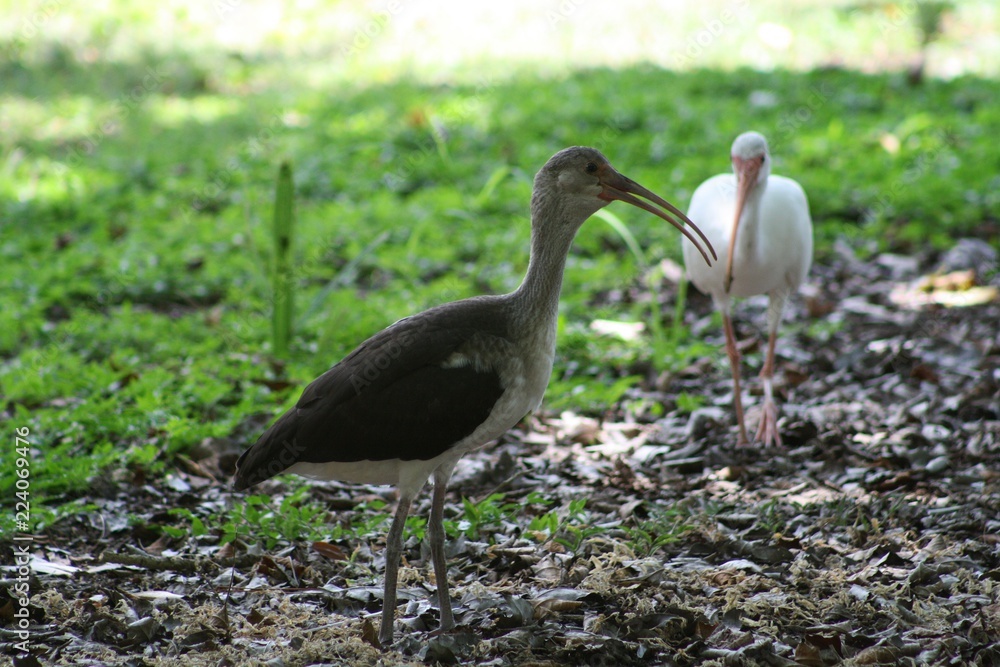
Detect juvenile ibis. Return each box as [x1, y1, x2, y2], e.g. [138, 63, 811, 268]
[681, 131, 812, 446]
[234, 146, 714, 645]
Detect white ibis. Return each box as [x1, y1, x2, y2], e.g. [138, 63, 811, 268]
[234, 146, 715, 646]
[681, 132, 812, 447]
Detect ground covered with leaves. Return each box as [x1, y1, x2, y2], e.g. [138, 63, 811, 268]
[5, 240, 998, 666]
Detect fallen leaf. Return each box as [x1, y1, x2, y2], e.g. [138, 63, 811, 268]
[312, 541, 348, 560]
[589, 318, 644, 341]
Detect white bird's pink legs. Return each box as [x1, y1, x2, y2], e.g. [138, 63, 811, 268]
[724, 307, 785, 448]
[722, 311, 751, 446]
[755, 328, 782, 447]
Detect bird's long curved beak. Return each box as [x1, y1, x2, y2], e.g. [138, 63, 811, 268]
[599, 168, 716, 266]
[725, 157, 761, 292]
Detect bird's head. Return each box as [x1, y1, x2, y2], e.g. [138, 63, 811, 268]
[730, 131, 771, 188]
[533, 146, 715, 266]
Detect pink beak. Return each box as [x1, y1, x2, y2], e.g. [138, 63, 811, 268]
[725, 156, 762, 292]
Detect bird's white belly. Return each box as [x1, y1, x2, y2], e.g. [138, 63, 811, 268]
[287, 457, 411, 486]
[286, 449, 467, 500]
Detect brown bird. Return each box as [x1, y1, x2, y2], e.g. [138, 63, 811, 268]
[234, 146, 715, 645]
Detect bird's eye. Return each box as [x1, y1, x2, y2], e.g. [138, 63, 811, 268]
[585, 162, 598, 174]
[759, 155, 766, 164]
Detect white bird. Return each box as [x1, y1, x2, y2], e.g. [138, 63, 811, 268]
[682, 132, 812, 446]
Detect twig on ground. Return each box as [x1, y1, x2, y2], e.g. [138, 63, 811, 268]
[99, 549, 263, 573]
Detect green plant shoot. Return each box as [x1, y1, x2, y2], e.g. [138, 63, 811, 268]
[272, 161, 295, 359]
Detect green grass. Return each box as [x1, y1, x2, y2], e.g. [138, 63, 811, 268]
[162, 486, 387, 551]
[444, 492, 607, 551]
[625, 506, 696, 558]
[161, 489, 610, 554]
[2, 7, 1000, 532]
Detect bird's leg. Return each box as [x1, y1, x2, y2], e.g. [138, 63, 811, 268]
[378, 493, 413, 647]
[723, 311, 750, 446]
[755, 324, 783, 447]
[429, 465, 456, 632]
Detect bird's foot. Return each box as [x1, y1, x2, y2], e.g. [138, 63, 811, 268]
[428, 623, 457, 639]
[376, 616, 396, 649]
[428, 609, 456, 637]
[754, 399, 782, 447]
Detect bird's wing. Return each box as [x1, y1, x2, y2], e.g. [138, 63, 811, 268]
[761, 175, 813, 291]
[234, 299, 510, 490]
[683, 174, 736, 296]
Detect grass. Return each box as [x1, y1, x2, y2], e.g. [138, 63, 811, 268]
[447, 493, 608, 552]
[625, 506, 696, 558]
[2, 4, 1000, 534]
[162, 486, 385, 551]
[159, 488, 612, 555]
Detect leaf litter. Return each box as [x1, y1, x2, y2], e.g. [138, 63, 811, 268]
[3, 240, 999, 666]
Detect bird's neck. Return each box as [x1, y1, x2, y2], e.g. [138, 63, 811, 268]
[735, 179, 767, 259]
[510, 219, 577, 327]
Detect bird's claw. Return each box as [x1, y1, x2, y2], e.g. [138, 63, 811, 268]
[754, 399, 782, 447]
[428, 624, 456, 639]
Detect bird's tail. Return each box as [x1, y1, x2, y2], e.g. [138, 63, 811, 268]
[232, 411, 304, 491]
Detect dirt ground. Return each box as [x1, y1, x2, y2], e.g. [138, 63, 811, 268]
[3, 241, 999, 666]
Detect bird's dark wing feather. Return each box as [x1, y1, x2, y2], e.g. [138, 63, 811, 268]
[234, 299, 510, 490]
